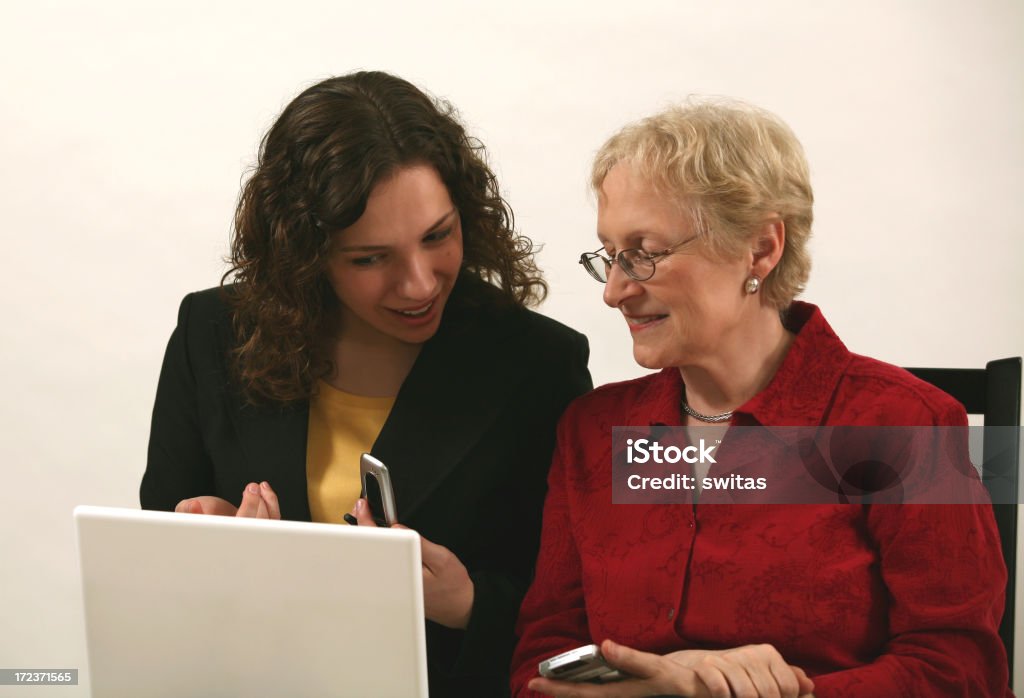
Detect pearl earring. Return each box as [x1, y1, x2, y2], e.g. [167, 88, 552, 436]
[744, 276, 760, 294]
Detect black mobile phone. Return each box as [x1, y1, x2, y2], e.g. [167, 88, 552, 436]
[538, 644, 625, 683]
[359, 453, 398, 527]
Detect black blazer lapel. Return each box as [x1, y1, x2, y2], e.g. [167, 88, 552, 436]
[372, 302, 530, 522]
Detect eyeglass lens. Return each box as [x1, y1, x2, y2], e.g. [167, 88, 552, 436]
[619, 251, 653, 280]
[582, 254, 609, 282]
[582, 251, 655, 283]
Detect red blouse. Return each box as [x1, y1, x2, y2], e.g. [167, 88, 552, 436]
[512, 302, 1011, 697]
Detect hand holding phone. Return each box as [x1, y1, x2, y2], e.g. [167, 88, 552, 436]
[347, 454, 475, 629]
[355, 453, 398, 527]
[538, 643, 625, 683]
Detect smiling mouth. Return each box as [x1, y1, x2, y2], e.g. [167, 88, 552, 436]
[624, 314, 667, 326]
[392, 300, 435, 317]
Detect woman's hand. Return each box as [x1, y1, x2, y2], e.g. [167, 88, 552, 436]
[350, 497, 475, 629]
[175, 482, 281, 519]
[527, 639, 814, 698]
[663, 643, 814, 698]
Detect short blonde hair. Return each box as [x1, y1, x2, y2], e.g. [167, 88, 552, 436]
[591, 98, 813, 309]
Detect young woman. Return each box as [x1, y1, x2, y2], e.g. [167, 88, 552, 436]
[140, 71, 591, 696]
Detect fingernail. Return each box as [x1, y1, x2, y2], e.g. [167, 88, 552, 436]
[260, 481, 270, 490]
[355, 499, 364, 513]
[343, 513, 358, 526]
[247, 483, 259, 494]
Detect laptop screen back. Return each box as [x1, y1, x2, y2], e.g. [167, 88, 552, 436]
[74, 505, 427, 697]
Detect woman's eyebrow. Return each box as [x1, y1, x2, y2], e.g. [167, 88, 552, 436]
[334, 208, 458, 253]
[426, 208, 458, 231]
[596, 229, 662, 247]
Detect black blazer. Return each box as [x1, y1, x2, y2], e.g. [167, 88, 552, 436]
[141, 279, 592, 696]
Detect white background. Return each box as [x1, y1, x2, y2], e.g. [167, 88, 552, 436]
[2, 1, 1022, 695]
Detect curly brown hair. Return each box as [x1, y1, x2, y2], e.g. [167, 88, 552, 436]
[224, 71, 546, 404]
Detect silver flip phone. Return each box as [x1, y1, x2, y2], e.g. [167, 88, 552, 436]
[538, 644, 625, 683]
[359, 453, 398, 527]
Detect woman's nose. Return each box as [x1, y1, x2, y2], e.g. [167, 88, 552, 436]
[602, 263, 644, 308]
[397, 252, 437, 300]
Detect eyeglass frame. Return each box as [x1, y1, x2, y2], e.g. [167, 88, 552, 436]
[578, 234, 700, 283]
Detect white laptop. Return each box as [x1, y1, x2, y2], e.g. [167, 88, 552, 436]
[74, 505, 428, 698]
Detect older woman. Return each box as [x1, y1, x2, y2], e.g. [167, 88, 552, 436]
[511, 101, 1010, 697]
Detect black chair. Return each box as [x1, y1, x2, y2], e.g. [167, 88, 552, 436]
[904, 357, 1022, 685]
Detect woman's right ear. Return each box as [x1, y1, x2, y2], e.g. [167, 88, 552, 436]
[750, 217, 785, 280]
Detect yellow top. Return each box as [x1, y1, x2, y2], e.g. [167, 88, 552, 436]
[306, 380, 395, 524]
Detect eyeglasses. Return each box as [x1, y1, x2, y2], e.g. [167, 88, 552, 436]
[579, 235, 699, 283]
